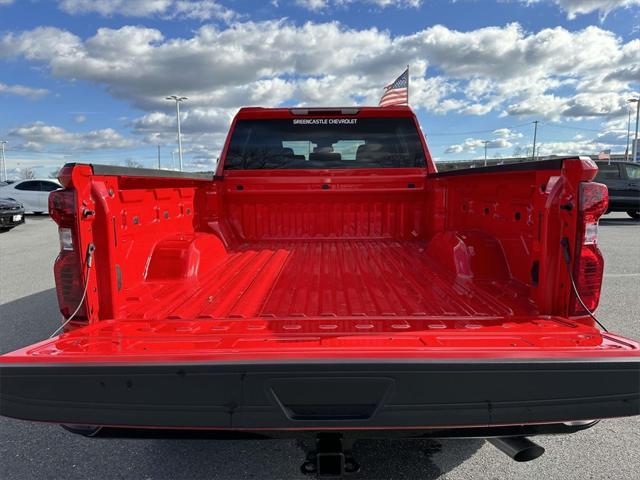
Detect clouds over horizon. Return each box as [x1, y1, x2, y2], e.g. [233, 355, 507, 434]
[295, 0, 422, 11]
[521, 0, 640, 19]
[55, 0, 425, 18]
[445, 128, 524, 154]
[46, 0, 640, 19]
[57, 0, 237, 22]
[0, 15, 638, 162]
[0, 82, 49, 98]
[1, 21, 637, 121]
[8, 121, 135, 152]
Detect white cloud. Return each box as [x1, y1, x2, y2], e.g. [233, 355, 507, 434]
[0, 27, 82, 61]
[506, 94, 576, 118]
[493, 128, 524, 139]
[0, 19, 640, 160]
[74, 114, 86, 124]
[536, 139, 611, 155]
[409, 76, 458, 113]
[444, 127, 527, 155]
[131, 108, 234, 138]
[296, 0, 329, 9]
[171, 0, 236, 21]
[129, 109, 230, 164]
[506, 91, 632, 119]
[1, 20, 637, 141]
[0, 0, 14, 5]
[57, 0, 237, 21]
[445, 137, 514, 154]
[445, 139, 480, 154]
[296, 0, 421, 11]
[0, 82, 49, 98]
[521, 0, 640, 19]
[9, 122, 135, 151]
[562, 92, 631, 117]
[445, 116, 633, 157]
[464, 78, 494, 101]
[406, 23, 633, 81]
[58, 0, 171, 16]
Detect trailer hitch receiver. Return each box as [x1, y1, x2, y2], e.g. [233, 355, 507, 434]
[300, 434, 360, 476]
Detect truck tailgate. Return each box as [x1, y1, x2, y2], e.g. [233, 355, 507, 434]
[2, 318, 639, 430]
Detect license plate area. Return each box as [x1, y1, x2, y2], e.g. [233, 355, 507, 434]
[268, 377, 393, 421]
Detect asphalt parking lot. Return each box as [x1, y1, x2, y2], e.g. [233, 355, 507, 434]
[1, 214, 639, 480]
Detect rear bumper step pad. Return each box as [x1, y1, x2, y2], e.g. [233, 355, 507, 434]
[1, 359, 639, 429]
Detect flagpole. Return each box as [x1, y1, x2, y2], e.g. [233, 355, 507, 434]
[406, 64, 410, 106]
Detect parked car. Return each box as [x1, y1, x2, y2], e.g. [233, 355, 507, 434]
[594, 161, 640, 219]
[1, 107, 638, 474]
[0, 197, 25, 231]
[0, 179, 61, 213]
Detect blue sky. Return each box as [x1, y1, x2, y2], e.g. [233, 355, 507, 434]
[0, 0, 639, 177]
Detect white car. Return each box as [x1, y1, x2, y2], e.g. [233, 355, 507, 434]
[0, 179, 62, 214]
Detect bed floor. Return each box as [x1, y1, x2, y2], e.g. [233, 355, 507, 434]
[120, 240, 538, 321]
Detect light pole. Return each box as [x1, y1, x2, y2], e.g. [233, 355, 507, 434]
[629, 98, 640, 163]
[482, 140, 489, 166]
[165, 95, 187, 171]
[531, 120, 539, 161]
[625, 108, 632, 162]
[0, 140, 7, 182]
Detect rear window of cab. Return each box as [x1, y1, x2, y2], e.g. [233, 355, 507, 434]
[224, 118, 426, 170]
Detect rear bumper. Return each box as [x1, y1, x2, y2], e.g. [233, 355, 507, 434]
[1, 359, 639, 430]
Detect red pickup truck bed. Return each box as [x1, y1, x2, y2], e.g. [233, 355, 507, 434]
[1, 107, 638, 444]
[120, 239, 537, 321]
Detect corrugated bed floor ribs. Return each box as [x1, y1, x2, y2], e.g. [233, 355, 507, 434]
[122, 240, 537, 321]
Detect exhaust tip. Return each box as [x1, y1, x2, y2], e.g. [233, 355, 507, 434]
[61, 424, 103, 437]
[512, 444, 545, 462]
[488, 437, 545, 462]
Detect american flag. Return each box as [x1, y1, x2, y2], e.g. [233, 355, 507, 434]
[379, 68, 409, 107]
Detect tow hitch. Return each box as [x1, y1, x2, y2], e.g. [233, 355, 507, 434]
[300, 434, 360, 476]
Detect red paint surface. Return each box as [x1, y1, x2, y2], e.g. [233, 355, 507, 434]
[2, 318, 637, 364]
[120, 239, 537, 320]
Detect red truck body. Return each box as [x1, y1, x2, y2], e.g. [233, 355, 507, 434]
[1, 107, 638, 444]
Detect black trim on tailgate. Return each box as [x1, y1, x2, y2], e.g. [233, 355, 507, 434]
[1, 359, 638, 429]
[63, 163, 214, 181]
[429, 158, 569, 177]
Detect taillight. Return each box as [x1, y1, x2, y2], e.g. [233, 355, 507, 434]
[571, 182, 608, 315]
[49, 189, 76, 227]
[49, 189, 87, 324]
[53, 249, 87, 320]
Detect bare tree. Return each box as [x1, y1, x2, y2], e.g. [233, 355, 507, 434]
[125, 158, 143, 169]
[48, 169, 60, 179]
[512, 146, 532, 158]
[21, 167, 36, 179]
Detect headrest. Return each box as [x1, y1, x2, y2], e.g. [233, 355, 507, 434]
[356, 143, 384, 161]
[313, 146, 334, 154]
[266, 147, 295, 157]
[309, 152, 342, 163]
